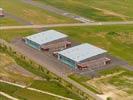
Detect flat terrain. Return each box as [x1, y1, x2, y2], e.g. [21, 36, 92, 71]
[0, 0, 77, 25]
[0, 17, 22, 26]
[69, 67, 133, 100]
[0, 82, 60, 100]
[0, 29, 36, 42]
[37, 0, 133, 21]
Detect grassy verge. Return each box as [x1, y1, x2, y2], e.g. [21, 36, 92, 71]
[0, 0, 77, 25]
[98, 67, 133, 94]
[30, 80, 81, 100]
[0, 29, 37, 42]
[0, 52, 35, 85]
[69, 66, 133, 97]
[0, 44, 55, 80]
[0, 94, 10, 100]
[0, 82, 59, 100]
[0, 17, 22, 26]
[37, 0, 133, 21]
[69, 74, 102, 94]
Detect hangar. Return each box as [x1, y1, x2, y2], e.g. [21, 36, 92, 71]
[24, 30, 68, 50]
[58, 43, 110, 69]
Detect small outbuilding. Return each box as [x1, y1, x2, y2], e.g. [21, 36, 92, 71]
[24, 30, 68, 50]
[58, 43, 109, 69]
[0, 8, 4, 17]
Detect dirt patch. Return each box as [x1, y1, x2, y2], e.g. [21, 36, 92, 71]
[88, 71, 124, 82]
[91, 6, 128, 21]
[97, 84, 133, 100]
[123, 76, 133, 81]
[86, 71, 133, 100]
[116, 33, 133, 44]
[23, 9, 38, 17]
[5, 64, 39, 79]
[0, 53, 42, 84]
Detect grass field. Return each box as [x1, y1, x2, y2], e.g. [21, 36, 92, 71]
[69, 74, 102, 94]
[0, 94, 9, 100]
[0, 29, 36, 42]
[37, 0, 133, 21]
[0, 0, 77, 25]
[98, 67, 133, 95]
[0, 17, 22, 26]
[94, 67, 133, 99]
[0, 53, 35, 85]
[69, 67, 133, 100]
[0, 82, 60, 100]
[30, 80, 81, 100]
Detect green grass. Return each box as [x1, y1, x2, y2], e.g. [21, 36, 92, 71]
[99, 67, 133, 94]
[0, 95, 10, 100]
[98, 67, 125, 75]
[0, 0, 77, 25]
[69, 74, 102, 94]
[69, 74, 90, 82]
[30, 80, 81, 100]
[14, 89, 59, 100]
[0, 82, 59, 100]
[69, 67, 133, 95]
[37, 0, 133, 21]
[0, 53, 35, 85]
[0, 17, 22, 26]
[0, 29, 37, 42]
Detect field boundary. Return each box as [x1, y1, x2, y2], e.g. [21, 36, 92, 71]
[1, 21, 133, 30]
[0, 80, 74, 100]
[0, 91, 19, 100]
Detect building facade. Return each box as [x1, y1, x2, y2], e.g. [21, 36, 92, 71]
[25, 38, 40, 50]
[58, 54, 76, 68]
[58, 43, 107, 69]
[24, 30, 68, 50]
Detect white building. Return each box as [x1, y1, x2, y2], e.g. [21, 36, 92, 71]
[24, 30, 68, 50]
[58, 43, 107, 68]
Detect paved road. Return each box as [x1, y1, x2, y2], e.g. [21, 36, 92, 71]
[21, 0, 93, 23]
[0, 91, 19, 100]
[0, 39, 102, 100]
[1, 21, 133, 30]
[0, 80, 74, 100]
